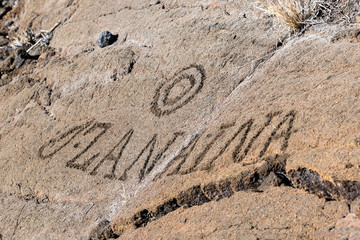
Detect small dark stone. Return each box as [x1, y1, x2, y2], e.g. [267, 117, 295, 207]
[97, 31, 118, 48]
[14, 49, 29, 68]
[5, 20, 13, 26]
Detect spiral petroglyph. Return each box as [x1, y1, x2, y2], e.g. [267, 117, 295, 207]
[150, 65, 206, 117]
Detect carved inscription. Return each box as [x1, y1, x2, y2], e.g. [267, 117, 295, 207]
[39, 123, 186, 182]
[233, 111, 282, 163]
[36, 62, 299, 192]
[157, 133, 202, 178]
[156, 110, 296, 179]
[66, 123, 112, 171]
[150, 65, 206, 117]
[39, 110, 297, 184]
[119, 132, 184, 182]
[39, 121, 111, 163]
[39, 121, 95, 159]
[89, 129, 134, 179]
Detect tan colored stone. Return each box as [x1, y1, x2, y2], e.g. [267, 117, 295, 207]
[1, 0, 360, 239]
[351, 196, 360, 218]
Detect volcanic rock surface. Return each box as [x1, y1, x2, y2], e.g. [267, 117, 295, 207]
[1, 0, 360, 239]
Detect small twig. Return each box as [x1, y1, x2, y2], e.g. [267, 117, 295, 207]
[26, 22, 61, 53]
[26, 38, 43, 53]
[84, 203, 94, 215]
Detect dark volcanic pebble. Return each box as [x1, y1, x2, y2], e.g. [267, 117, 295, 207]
[97, 31, 118, 48]
[14, 49, 29, 68]
[5, 20, 13, 26]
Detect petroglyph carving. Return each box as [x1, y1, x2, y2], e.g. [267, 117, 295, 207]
[39, 121, 93, 159]
[66, 122, 112, 171]
[150, 65, 206, 117]
[89, 129, 134, 179]
[39, 110, 296, 183]
[156, 110, 296, 178]
[119, 132, 184, 182]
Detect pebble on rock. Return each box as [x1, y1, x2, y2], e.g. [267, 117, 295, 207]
[14, 49, 29, 68]
[97, 31, 118, 48]
[5, 20, 13, 26]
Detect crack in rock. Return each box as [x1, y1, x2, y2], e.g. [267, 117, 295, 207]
[289, 168, 360, 202]
[90, 154, 291, 239]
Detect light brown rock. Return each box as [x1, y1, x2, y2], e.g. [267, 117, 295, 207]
[1, 0, 360, 239]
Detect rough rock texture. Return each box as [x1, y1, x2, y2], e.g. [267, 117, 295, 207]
[1, 0, 360, 239]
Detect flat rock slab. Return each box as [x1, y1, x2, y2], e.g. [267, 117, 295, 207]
[1, 0, 360, 239]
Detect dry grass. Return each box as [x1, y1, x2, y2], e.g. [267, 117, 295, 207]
[258, 0, 360, 30]
[258, 0, 316, 29]
[10, 22, 60, 53]
[10, 29, 35, 50]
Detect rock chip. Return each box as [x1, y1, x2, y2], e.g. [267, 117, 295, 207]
[14, 49, 29, 68]
[5, 20, 13, 27]
[97, 31, 118, 48]
[351, 196, 360, 218]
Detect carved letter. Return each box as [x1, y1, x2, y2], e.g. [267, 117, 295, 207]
[233, 111, 282, 163]
[66, 122, 111, 171]
[119, 132, 184, 182]
[201, 119, 254, 170]
[182, 123, 235, 174]
[39, 121, 94, 159]
[156, 133, 201, 178]
[89, 129, 134, 179]
[259, 110, 296, 158]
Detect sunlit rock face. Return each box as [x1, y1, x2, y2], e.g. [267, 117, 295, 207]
[0, 0, 360, 239]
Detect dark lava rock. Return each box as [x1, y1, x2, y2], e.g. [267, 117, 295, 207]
[0, 48, 37, 76]
[14, 49, 30, 68]
[5, 20, 13, 26]
[97, 31, 118, 48]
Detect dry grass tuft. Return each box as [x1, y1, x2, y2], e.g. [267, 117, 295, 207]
[258, 0, 360, 30]
[258, 0, 316, 29]
[9, 22, 60, 53]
